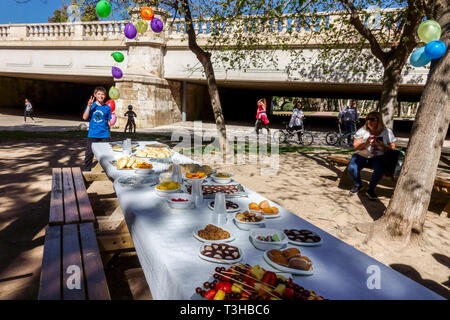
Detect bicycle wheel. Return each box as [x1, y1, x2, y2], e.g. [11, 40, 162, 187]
[325, 132, 339, 145]
[300, 132, 314, 146]
[273, 130, 287, 144]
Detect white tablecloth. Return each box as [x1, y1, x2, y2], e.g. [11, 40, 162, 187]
[92, 141, 443, 300]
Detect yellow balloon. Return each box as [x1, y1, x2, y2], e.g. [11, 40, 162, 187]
[135, 19, 148, 34]
[418, 20, 441, 43]
[109, 86, 120, 100]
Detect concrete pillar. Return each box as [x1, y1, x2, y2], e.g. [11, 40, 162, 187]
[182, 81, 187, 121]
[115, 7, 182, 128]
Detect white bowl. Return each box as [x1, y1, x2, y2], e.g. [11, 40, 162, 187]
[167, 193, 193, 209]
[183, 173, 208, 185]
[233, 212, 264, 230]
[134, 167, 155, 175]
[211, 173, 234, 184]
[155, 185, 181, 197]
[250, 228, 288, 251]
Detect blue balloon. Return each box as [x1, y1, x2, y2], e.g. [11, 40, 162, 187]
[410, 46, 431, 67]
[424, 40, 447, 60]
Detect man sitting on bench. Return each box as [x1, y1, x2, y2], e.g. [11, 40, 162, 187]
[349, 111, 396, 200]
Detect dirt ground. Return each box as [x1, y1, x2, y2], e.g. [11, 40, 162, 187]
[0, 137, 448, 300]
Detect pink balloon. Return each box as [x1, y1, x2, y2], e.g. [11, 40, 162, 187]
[110, 112, 117, 126]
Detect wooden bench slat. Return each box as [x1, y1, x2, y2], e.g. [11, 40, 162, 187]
[62, 224, 86, 300]
[38, 226, 62, 300]
[62, 167, 80, 224]
[79, 223, 110, 300]
[49, 168, 64, 225]
[71, 167, 95, 223]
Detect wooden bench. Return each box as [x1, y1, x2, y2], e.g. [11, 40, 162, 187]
[38, 222, 110, 300]
[327, 156, 450, 215]
[50, 167, 96, 225]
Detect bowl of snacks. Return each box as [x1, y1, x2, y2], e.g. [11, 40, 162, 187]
[133, 160, 154, 175]
[250, 228, 288, 251]
[183, 171, 208, 184]
[233, 211, 264, 230]
[211, 172, 234, 184]
[155, 181, 181, 196]
[167, 193, 193, 209]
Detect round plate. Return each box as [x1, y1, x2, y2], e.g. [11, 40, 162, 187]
[193, 226, 235, 243]
[207, 201, 240, 213]
[263, 250, 314, 276]
[284, 230, 323, 247]
[259, 210, 281, 219]
[198, 244, 242, 264]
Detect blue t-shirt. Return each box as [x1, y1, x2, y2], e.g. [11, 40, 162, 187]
[86, 102, 111, 138]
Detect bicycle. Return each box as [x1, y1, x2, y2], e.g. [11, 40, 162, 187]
[273, 121, 314, 146]
[325, 121, 358, 146]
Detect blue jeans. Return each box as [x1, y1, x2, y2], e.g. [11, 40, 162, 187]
[342, 121, 354, 145]
[348, 153, 384, 192]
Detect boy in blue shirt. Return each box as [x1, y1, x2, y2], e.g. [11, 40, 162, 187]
[82, 86, 111, 171]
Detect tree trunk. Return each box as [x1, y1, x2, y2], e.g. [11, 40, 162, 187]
[379, 62, 403, 129]
[377, 6, 450, 243]
[180, 0, 227, 153]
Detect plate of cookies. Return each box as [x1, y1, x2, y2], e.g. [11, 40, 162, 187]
[248, 200, 280, 218]
[193, 224, 235, 243]
[198, 243, 242, 264]
[284, 229, 323, 246]
[263, 247, 314, 276]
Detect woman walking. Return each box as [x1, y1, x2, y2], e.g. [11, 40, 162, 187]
[255, 98, 270, 135]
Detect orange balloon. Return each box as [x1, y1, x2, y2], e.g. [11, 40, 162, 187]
[141, 7, 154, 20]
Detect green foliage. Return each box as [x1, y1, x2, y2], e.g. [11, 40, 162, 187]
[48, 7, 69, 23]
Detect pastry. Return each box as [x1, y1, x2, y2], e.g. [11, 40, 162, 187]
[249, 202, 261, 210]
[282, 248, 301, 259]
[116, 157, 129, 169]
[259, 200, 270, 209]
[288, 256, 312, 271]
[267, 249, 289, 267]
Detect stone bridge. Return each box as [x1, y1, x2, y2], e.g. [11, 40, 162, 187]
[0, 9, 428, 127]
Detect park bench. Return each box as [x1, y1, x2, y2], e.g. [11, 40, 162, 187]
[38, 222, 110, 300]
[49, 167, 96, 225]
[38, 167, 110, 300]
[327, 156, 450, 216]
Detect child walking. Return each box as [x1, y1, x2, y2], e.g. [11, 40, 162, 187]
[82, 86, 111, 171]
[124, 105, 137, 133]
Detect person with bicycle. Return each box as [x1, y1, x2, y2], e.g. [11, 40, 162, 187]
[338, 100, 359, 146]
[348, 111, 396, 200]
[288, 100, 305, 141]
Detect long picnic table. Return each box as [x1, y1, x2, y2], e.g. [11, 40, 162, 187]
[92, 141, 444, 300]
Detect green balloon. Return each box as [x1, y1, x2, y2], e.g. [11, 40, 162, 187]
[418, 20, 441, 43]
[96, 0, 111, 18]
[135, 19, 148, 34]
[109, 86, 120, 100]
[111, 52, 124, 63]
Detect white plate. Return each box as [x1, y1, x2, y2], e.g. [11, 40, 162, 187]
[233, 212, 265, 230]
[263, 250, 314, 276]
[117, 176, 158, 188]
[284, 230, 323, 247]
[248, 204, 281, 219]
[207, 201, 240, 213]
[198, 244, 243, 264]
[192, 226, 235, 243]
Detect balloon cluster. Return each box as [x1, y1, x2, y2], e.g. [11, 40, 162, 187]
[95, 2, 165, 125]
[410, 20, 447, 67]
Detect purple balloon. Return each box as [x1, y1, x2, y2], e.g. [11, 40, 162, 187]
[151, 17, 164, 33]
[124, 22, 137, 39]
[112, 67, 123, 79]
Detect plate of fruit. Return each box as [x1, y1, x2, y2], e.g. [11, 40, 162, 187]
[263, 248, 314, 276]
[248, 200, 280, 218]
[284, 229, 323, 246]
[198, 243, 242, 264]
[207, 200, 240, 213]
[193, 264, 324, 300]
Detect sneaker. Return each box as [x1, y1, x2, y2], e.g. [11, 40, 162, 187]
[366, 190, 378, 200]
[350, 185, 363, 194]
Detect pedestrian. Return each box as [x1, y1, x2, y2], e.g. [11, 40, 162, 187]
[255, 98, 270, 135]
[289, 100, 305, 141]
[124, 105, 137, 133]
[348, 111, 396, 200]
[338, 99, 359, 145]
[82, 86, 111, 171]
[24, 98, 35, 123]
